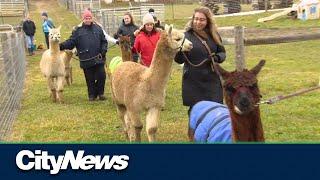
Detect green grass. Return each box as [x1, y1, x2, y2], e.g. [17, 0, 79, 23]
[7, 0, 320, 143]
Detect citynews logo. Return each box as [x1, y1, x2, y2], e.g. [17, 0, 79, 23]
[16, 150, 129, 175]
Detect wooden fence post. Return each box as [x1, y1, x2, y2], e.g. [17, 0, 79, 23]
[234, 26, 246, 71]
[265, 0, 268, 12]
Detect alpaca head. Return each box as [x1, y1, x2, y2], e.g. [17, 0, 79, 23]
[119, 35, 131, 52]
[48, 25, 61, 43]
[164, 24, 193, 52]
[64, 48, 75, 57]
[216, 60, 266, 115]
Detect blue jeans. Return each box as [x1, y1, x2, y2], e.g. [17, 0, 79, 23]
[25, 35, 34, 49]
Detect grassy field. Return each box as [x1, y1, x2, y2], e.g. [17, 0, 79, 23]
[7, 0, 320, 143]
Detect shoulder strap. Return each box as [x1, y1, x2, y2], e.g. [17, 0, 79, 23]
[193, 32, 221, 75]
[193, 32, 214, 61]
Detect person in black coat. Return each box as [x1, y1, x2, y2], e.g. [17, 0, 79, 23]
[22, 14, 36, 56]
[114, 12, 139, 62]
[60, 10, 108, 101]
[174, 7, 226, 116]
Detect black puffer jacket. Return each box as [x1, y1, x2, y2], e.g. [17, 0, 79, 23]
[175, 29, 226, 107]
[114, 21, 138, 46]
[60, 23, 108, 69]
[22, 20, 36, 36]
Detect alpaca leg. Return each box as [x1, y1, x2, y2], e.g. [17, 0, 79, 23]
[47, 77, 57, 102]
[116, 104, 129, 140]
[70, 67, 73, 84]
[65, 68, 71, 86]
[65, 75, 71, 86]
[56, 76, 64, 103]
[146, 107, 160, 142]
[126, 110, 143, 142]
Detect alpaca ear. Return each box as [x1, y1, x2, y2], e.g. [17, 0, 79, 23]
[214, 63, 230, 80]
[72, 48, 77, 54]
[250, 59, 266, 75]
[165, 24, 173, 36]
[165, 24, 170, 31]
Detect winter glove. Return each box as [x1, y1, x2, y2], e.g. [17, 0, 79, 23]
[59, 43, 65, 51]
[213, 54, 223, 63]
[116, 40, 119, 45]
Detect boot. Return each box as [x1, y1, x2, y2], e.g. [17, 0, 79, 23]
[28, 48, 32, 56]
[31, 47, 35, 55]
[98, 95, 106, 101]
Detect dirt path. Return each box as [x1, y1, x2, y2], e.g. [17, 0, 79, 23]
[32, 0, 75, 30]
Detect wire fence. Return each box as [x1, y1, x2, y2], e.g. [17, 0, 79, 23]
[58, 0, 101, 17]
[99, 3, 164, 35]
[0, 30, 26, 140]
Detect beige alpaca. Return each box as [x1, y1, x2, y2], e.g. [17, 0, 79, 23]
[40, 26, 65, 103]
[111, 25, 193, 142]
[60, 49, 74, 86]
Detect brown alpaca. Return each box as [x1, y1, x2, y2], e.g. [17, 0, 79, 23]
[111, 25, 193, 142]
[215, 60, 266, 142]
[40, 26, 65, 103]
[60, 49, 74, 86]
[118, 35, 133, 62]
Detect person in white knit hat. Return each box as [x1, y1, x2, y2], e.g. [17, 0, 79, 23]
[132, 13, 161, 67]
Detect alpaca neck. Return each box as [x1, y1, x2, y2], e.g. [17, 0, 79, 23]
[120, 46, 132, 62]
[148, 34, 175, 89]
[50, 41, 60, 55]
[230, 108, 265, 142]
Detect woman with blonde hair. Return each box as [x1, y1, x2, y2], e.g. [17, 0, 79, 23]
[175, 7, 226, 117]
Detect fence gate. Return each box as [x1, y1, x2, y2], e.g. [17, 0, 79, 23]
[0, 0, 28, 25]
[99, 4, 164, 35]
[58, 0, 101, 18]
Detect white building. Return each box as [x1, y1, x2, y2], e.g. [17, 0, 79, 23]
[297, 0, 320, 20]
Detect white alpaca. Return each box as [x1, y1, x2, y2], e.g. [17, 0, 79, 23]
[111, 25, 193, 142]
[40, 26, 65, 103]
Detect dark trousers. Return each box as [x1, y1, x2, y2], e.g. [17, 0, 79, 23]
[83, 64, 106, 98]
[188, 106, 193, 118]
[44, 32, 49, 49]
[132, 53, 139, 62]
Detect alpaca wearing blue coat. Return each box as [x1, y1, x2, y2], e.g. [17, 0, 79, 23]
[190, 101, 232, 143]
[189, 60, 266, 142]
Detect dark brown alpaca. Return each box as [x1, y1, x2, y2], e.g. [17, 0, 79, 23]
[119, 35, 133, 62]
[215, 60, 266, 142]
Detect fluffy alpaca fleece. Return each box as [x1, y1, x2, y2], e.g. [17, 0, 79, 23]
[111, 25, 193, 142]
[40, 26, 65, 103]
[60, 49, 74, 86]
[119, 35, 133, 62]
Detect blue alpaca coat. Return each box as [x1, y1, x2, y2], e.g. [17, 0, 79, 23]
[189, 101, 232, 143]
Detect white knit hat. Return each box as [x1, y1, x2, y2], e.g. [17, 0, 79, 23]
[142, 13, 154, 25]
